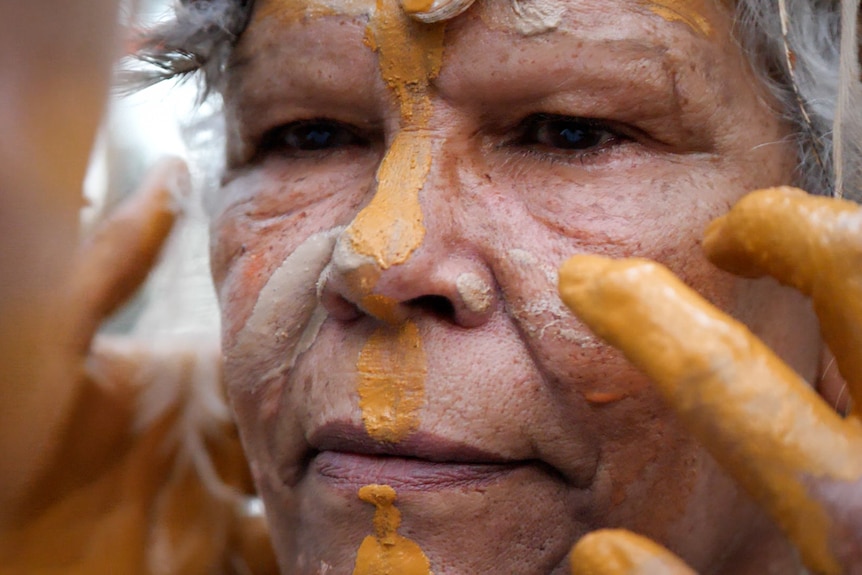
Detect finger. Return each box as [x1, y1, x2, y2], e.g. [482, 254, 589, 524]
[67, 157, 188, 352]
[558, 255, 862, 575]
[703, 187, 862, 414]
[0, 0, 121, 511]
[570, 530, 696, 575]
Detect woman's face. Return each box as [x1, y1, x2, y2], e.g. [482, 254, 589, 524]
[211, 0, 821, 572]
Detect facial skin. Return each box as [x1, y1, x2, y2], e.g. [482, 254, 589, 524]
[210, 0, 823, 572]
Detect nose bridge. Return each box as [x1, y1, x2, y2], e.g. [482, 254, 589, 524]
[334, 0, 446, 300]
[322, 0, 496, 328]
[344, 127, 433, 274]
[328, 125, 456, 319]
[324, 125, 494, 327]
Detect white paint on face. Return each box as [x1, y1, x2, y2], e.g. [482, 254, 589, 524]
[511, 0, 563, 34]
[508, 248, 539, 267]
[509, 248, 556, 284]
[319, 232, 383, 304]
[229, 227, 344, 393]
[289, 305, 330, 370]
[482, 0, 563, 36]
[456, 272, 493, 314]
[506, 248, 599, 347]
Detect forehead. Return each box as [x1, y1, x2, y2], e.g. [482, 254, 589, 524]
[229, 0, 738, 113]
[246, 0, 725, 36]
[232, 0, 737, 94]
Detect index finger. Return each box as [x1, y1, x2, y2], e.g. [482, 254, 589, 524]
[66, 158, 187, 353]
[558, 254, 862, 575]
[570, 530, 697, 575]
[703, 187, 862, 413]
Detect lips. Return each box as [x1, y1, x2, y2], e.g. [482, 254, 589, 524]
[312, 451, 524, 491]
[307, 421, 534, 491]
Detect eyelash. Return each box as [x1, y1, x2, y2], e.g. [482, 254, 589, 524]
[255, 114, 629, 165]
[506, 113, 628, 162]
[258, 119, 368, 157]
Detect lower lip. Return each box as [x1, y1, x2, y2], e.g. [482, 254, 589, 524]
[312, 451, 525, 492]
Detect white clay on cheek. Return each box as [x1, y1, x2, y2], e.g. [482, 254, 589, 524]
[320, 233, 382, 305]
[456, 272, 493, 314]
[480, 0, 563, 36]
[505, 249, 599, 347]
[227, 227, 345, 393]
[510, 0, 563, 35]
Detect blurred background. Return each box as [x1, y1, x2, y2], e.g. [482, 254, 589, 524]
[85, 0, 222, 336]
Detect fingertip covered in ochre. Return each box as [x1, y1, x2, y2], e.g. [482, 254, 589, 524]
[569, 529, 697, 575]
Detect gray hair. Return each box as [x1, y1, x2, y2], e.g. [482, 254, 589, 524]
[129, 0, 862, 201]
[733, 0, 861, 199]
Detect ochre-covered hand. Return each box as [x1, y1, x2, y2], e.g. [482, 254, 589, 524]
[0, 160, 276, 575]
[559, 188, 862, 575]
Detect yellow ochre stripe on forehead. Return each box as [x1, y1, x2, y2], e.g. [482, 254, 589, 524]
[643, 0, 712, 36]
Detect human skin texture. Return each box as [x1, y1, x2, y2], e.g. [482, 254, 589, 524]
[212, 0, 823, 573]
[561, 188, 862, 575]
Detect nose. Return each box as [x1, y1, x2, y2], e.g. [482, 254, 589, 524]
[321, 238, 496, 328]
[319, 134, 496, 329]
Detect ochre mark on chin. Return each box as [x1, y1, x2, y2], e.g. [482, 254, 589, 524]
[357, 320, 427, 442]
[642, 0, 712, 36]
[352, 484, 432, 575]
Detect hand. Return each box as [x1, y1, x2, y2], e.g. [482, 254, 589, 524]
[0, 3, 275, 572]
[0, 160, 277, 575]
[559, 187, 862, 575]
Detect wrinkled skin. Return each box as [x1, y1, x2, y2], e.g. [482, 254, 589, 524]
[4, 0, 860, 574]
[564, 188, 862, 575]
[212, 0, 824, 573]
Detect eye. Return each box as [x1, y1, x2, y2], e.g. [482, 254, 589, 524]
[260, 119, 366, 154]
[517, 114, 621, 153]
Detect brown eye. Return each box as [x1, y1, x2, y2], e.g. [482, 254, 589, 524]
[520, 114, 618, 152]
[262, 119, 365, 153]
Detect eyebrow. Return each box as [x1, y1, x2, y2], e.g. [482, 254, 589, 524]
[226, 0, 723, 140]
[434, 35, 677, 113]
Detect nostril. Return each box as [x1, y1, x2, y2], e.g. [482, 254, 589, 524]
[406, 295, 456, 322]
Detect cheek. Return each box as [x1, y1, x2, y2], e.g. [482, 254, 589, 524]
[729, 277, 821, 381]
[486, 182, 731, 400]
[211, 171, 371, 344]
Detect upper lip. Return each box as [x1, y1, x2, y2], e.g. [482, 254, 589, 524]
[308, 420, 516, 464]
